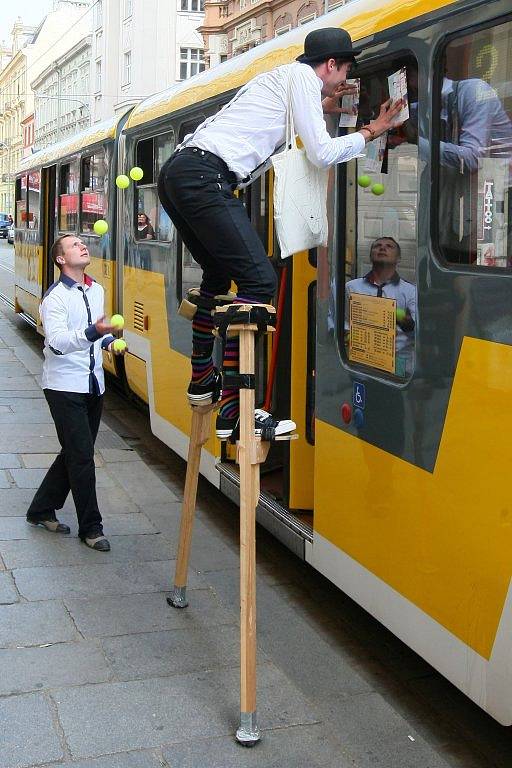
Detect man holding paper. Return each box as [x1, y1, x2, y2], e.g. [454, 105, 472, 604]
[158, 27, 403, 442]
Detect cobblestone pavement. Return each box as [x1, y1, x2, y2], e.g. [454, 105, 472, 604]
[0, 303, 510, 768]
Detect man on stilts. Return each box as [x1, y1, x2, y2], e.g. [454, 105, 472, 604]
[158, 28, 402, 439]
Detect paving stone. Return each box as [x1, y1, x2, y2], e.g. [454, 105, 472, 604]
[53, 663, 320, 758]
[0, 435, 61, 452]
[0, 571, 18, 604]
[137, 502, 184, 538]
[95, 431, 131, 450]
[0, 600, 78, 648]
[0, 692, 63, 768]
[12, 344, 44, 375]
[0, 640, 112, 695]
[21, 452, 103, 469]
[65, 588, 236, 638]
[0, 389, 45, 399]
[107, 461, 179, 504]
[98, 447, 140, 462]
[101, 624, 241, 681]
[38, 753, 165, 768]
[320, 691, 452, 768]
[0, 534, 174, 568]
[13, 560, 202, 600]
[0, 488, 35, 515]
[0, 375, 40, 390]
[0, 423, 57, 437]
[0, 468, 11, 487]
[0, 453, 20, 468]
[162, 723, 353, 768]
[0, 512, 156, 539]
[61, 485, 139, 514]
[0, 362, 34, 377]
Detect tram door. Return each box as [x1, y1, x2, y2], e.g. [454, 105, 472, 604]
[42, 165, 56, 293]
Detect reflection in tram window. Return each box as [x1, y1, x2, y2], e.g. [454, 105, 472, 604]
[80, 153, 106, 234]
[437, 21, 512, 267]
[134, 131, 175, 242]
[58, 160, 79, 232]
[339, 59, 418, 379]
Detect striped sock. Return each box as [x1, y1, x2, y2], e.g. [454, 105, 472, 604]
[218, 295, 259, 421]
[191, 291, 215, 385]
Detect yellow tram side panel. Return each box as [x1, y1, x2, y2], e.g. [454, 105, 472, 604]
[314, 336, 512, 660]
[288, 251, 316, 511]
[123, 264, 219, 454]
[14, 239, 44, 326]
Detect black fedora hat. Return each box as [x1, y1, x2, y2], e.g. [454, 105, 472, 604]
[296, 27, 360, 64]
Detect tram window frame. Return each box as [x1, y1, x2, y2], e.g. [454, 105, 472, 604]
[133, 130, 176, 244]
[337, 52, 419, 384]
[80, 151, 106, 235]
[15, 176, 27, 228]
[58, 160, 79, 232]
[432, 18, 512, 272]
[26, 170, 41, 233]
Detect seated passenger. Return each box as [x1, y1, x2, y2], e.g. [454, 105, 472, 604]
[345, 237, 416, 374]
[136, 213, 155, 240]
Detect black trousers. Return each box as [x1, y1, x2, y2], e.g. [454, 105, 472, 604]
[157, 147, 277, 301]
[27, 390, 103, 538]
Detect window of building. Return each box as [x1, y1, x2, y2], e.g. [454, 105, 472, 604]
[180, 0, 204, 10]
[220, 54, 228, 63]
[96, 30, 103, 51]
[436, 20, 512, 269]
[94, 95, 102, 122]
[134, 131, 176, 244]
[338, 57, 418, 381]
[179, 48, 205, 80]
[298, 13, 316, 24]
[94, 0, 103, 28]
[80, 153, 106, 234]
[240, 0, 246, 9]
[124, 0, 133, 17]
[58, 160, 79, 231]
[123, 51, 132, 85]
[95, 59, 102, 92]
[275, 25, 291, 36]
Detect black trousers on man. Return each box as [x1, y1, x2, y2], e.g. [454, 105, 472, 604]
[158, 147, 277, 301]
[26, 390, 104, 539]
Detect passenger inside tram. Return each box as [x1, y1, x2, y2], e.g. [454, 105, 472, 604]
[136, 212, 155, 240]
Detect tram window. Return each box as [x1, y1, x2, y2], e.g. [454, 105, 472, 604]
[26, 171, 40, 231]
[15, 176, 26, 228]
[134, 132, 176, 242]
[436, 21, 512, 268]
[339, 59, 418, 380]
[58, 160, 79, 231]
[80, 153, 106, 234]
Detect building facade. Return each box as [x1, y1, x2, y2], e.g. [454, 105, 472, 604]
[0, 2, 92, 214]
[91, 0, 206, 123]
[201, 0, 346, 67]
[32, 36, 92, 150]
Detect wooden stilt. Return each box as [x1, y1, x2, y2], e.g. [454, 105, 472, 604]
[167, 403, 215, 609]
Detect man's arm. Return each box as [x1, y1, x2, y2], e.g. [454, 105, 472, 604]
[42, 293, 115, 355]
[440, 81, 494, 172]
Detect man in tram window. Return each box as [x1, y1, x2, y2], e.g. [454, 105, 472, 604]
[345, 236, 416, 375]
[158, 27, 404, 441]
[25, 235, 127, 552]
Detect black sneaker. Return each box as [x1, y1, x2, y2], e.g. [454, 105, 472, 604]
[216, 408, 296, 441]
[187, 368, 222, 406]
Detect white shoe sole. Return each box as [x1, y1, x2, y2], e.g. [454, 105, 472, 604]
[216, 419, 296, 440]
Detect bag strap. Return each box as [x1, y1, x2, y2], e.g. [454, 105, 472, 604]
[285, 67, 299, 151]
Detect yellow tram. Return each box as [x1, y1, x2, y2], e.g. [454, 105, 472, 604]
[14, 0, 512, 724]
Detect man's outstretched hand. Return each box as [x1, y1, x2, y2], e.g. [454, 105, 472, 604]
[322, 82, 358, 115]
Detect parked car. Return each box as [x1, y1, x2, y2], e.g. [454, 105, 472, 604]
[7, 223, 14, 244]
[0, 214, 10, 238]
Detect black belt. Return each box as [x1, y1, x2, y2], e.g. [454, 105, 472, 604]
[175, 147, 238, 186]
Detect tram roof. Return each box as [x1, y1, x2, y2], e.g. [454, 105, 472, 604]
[17, 111, 131, 174]
[126, 0, 456, 131]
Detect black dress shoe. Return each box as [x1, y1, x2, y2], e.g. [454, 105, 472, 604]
[81, 534, 110, 552]
[26, 516, 71, 534]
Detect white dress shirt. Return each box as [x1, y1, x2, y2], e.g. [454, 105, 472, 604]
[183, 62, 365, 180]
[40, 274, 114, 394]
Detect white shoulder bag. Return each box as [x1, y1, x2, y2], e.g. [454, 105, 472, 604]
[271, 76, 329, 259]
